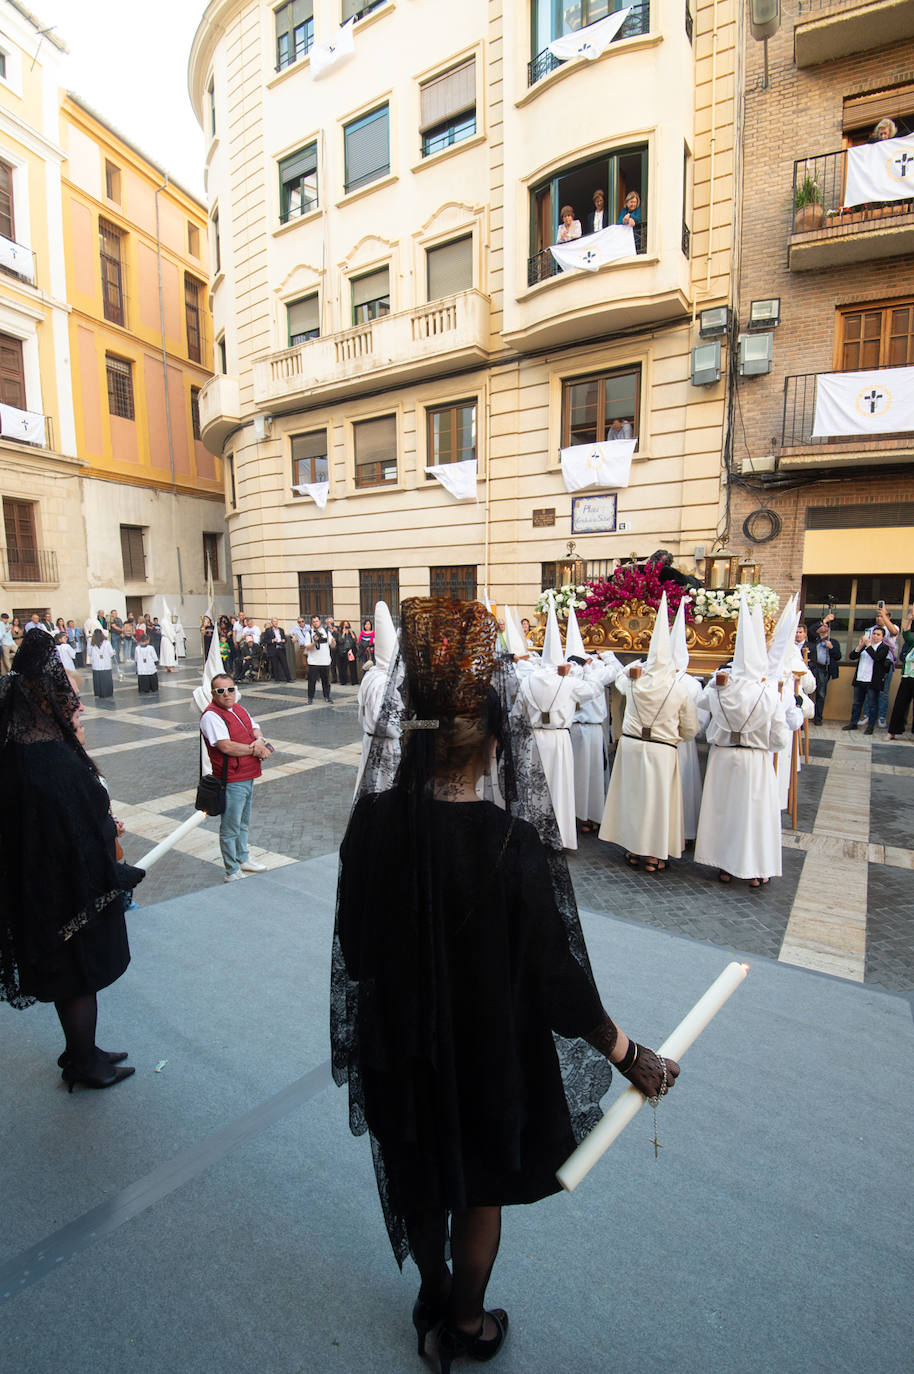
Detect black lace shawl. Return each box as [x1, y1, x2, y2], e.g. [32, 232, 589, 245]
[331, 652, 613, 1264]
[0, 647, 144, 1008]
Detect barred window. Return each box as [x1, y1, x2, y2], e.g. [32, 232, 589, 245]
[106, 355, 134, 420]
[430, 565, 477, 600]
[420, 59, 476, 158]
[99, 217, 124, 326]
[185, 275, 202, 363]
[298, 569, 333, 617]
[359, 567, 398, 622]
[190, 387, 201, 441]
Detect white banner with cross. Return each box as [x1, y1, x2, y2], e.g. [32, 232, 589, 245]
[843, 135, 914, 208]
[811, 367, 914, 438]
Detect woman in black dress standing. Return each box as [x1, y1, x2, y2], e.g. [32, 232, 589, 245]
[0, 632, 143, 1089]
[336, 619, 359, 686]
[333, 599, 678, 1369]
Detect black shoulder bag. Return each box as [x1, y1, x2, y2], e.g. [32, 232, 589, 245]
[196, 740, 229, 815]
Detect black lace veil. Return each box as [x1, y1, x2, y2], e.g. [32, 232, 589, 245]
[331, 600, 612, 1264]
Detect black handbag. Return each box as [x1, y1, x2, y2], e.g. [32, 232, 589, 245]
[195, 746, 229, 815]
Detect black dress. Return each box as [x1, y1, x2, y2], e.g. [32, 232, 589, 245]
[0, 740, 139, 1006]
[334, 794, 609, 1250]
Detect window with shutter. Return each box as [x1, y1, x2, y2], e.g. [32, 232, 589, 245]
[838, 299, 914, 370]
[185, 275, 202, 362]
[291, 430, 329, 490]
[351, 267, 390, 325]
[191, 387, 201, 441]
[0, 160, 14, 242]
[106, 355, 135, 420]
[420, 59, 476, 158]
[426, 236, 473, 299]
[342, 0, 387, 21]
[344, 106, 389, 194]
[279, 144, 318, 222]
[0, 331, 26, 408]
[275, 0, 314, 70]
[288, 294, 320, 345]
[3, 497, 38, 581]
[354, 414, 397, 488]
[120, 525, 146, 581]
[99, 218, 125, 325]
[427, 402, 476, 474]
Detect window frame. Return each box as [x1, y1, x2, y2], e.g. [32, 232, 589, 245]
[211, 208, 221, 275]
[3, 496, 38, 580]
[185, 274, 203, 363]
[419, 57, 477, 161]
[120, 524, 147, 581]
[429, 564, 477, 600]
[279, 142, 319, 224]
[287, 293, 320, 346]
[99, 217, 125, 326]
[105, 354, 135, 421]
[298, 569, 333, 618]
[561, 364, 642, 448]
[275, 0, 315, 71]
[351, 267, 391, 326]
[104, 160, 121, 204]
[0, 330, 27, 408]
[0, 158, 13, 242]
[343, 104, 390, 195]
[426, 400, 477, 476]
[291, 428, 329, 492]
[187, 221, 200, 257]
[353, 413, 398, 489]
[359, 567, 399, 622]
[529, 143, 649, 277]
[835, 297, 914, 372]
[226, 453, 236, 509]
[190, 386, 202, 441]
[202, 531, 221, 582]
[207, 77, 216, 140]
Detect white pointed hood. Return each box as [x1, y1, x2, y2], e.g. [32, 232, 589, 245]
[541, 594, 563, 667]
[373, 600, 396, 673]
[767, 594, 798, 680]
[670, 596, 690, 673]
[505, 605, 528, 657]
[732, 589, 768, 681]
[644, 591, 673, 677]
[564, 603, 587, 661]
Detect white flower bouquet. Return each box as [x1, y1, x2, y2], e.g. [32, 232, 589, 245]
[535, 584, 588, 617]
[692, 584, 779, 623]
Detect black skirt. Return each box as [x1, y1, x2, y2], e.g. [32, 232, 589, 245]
[138, 673, 158, 694]
[92, 669, 113, 698]
[20, 906, 130, 1002]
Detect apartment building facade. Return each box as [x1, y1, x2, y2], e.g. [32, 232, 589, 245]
[0, 3, 82, 620]
[190, 0, 738, 623]
[730, 0, 914, 715]
[60, 95, 229, 625]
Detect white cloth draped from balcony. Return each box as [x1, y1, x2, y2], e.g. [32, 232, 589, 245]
[0, 234, 34, 280]
[812, 367, 914, 438]
[843, 134, 914, 208]
[292, 481, 330, 509]
[549, 224, 637, 273]
[310, 18, 355, 79]
[560, 439, 634, 492]
[424, 459, 477, 501]
[548, 8, 632, 62]
[0, 403, 44, 444]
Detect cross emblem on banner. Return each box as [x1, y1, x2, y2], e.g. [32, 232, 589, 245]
[580, 42, 594, 54]
[588, 450, 603, 468]
[891, 152, 914, 179]
[860, 387, 889, 415]
[582, 249, 597, 265]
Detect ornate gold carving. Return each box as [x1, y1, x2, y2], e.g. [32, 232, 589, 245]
[529, 601, 774, 667]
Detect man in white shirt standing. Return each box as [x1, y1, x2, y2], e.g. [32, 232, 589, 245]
[304, 614, 332, 703]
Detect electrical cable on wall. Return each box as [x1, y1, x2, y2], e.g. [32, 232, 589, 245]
[742, 508, 782, 543]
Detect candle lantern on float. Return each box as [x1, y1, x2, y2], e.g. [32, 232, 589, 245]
[703, 548, 740, 590]
[737, 554, 761, 585]
[558, 539, 586, 587]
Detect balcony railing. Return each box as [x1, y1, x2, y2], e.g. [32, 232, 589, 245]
[527, 2, 650, 86]
[0, 405, 50, 447]
[781, 368, 913, 448]
[789, 149, 914, 267]
[527, 222, 648, 285]
[681, 221, 691, 258]
[0, 547, 59, 583]
[0, 233, 35, 283]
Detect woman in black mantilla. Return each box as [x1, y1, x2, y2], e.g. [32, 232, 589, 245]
[332, 598, 679, 1371]
[0, 630, 144, 1090]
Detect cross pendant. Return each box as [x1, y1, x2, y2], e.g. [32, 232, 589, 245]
[650, 1114, 662, 1159]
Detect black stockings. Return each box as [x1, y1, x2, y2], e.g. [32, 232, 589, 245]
[54, 993, 98, 1070]
[407, 1205, 503, 1334]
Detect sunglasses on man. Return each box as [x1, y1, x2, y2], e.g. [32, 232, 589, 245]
[213, 686, 236, 695]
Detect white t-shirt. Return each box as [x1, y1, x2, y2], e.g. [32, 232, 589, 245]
[856, 650, 875, 684]
[135, 644, 158, 675]
[244, 624, 261, 645]
[200, 705, 260, 744]
[56, 642, 77, 672]
[89, 641, 114, 670]
[305, 626, 331, 665]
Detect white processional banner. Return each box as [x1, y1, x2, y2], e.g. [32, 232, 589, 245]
[843, 135, 914, 208]
[292, 481, 330, 508]
[812, 367, 914, 437]
[549, 224, 636, 274]
[548, 9, 632, 62]
[561, 439, 635, 492]
[424, 459, 477, 501]
[310, 19, 355, 79]
[0, 403, 44, 444]
[0, 235, 34, 280]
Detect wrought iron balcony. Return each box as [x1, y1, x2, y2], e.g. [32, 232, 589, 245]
[0, 232, 35, 283]
[0, 546, 59, 583]
[0, 405, 50, 447]
[527, 221, 647, 286]
[527, 2, 651, 86]
[788, 149, 914, 269]
[780, 368, 914, 470]
[794, 0, 914, 68]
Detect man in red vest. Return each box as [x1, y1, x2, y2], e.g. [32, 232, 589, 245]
[200, 673, 272, 882]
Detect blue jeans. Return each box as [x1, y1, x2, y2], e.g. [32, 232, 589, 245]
[219, 779, 253, 873]
[850, 682, 879, 728]
[878, 664, 893, 723]
[111, 632, 122, 663]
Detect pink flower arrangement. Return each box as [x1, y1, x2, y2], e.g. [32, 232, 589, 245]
[579, 560, 694, 626]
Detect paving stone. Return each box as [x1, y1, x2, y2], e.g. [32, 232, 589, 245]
[865, 863, 914, 993]
[869, 775, 912, 850]
[871, 741, 914, 770]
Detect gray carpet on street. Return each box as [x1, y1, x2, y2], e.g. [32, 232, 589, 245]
[1, 857, 911, 1374]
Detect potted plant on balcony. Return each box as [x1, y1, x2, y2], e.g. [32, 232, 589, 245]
[793, 175, 825, 233]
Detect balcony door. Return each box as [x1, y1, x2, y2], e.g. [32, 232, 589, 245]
[530, 145, 647, 257]
[838, 299, 914, 370]
[0, 331, 26, 408]
[3, 496, 39, 581]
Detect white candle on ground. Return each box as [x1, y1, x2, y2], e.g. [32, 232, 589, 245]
[135, 810, 209, 872]
[556, 960, 749, 1192]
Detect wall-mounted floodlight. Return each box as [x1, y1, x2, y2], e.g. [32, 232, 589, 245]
[691, 341, 722, 386]
[739, 332, 774, 376]
[749, 0, 780, 88]
[698, 306, 731, 339]
[748, 298, 781, 330]
[252, 415, 273, 441]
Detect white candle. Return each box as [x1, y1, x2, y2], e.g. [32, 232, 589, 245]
[556, 961, 749, 1192]
[135, 810, 209, 872]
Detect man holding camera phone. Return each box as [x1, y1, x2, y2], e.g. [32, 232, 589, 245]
[304, 614, 333, 704]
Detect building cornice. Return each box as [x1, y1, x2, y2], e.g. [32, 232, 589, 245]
[0, 103, 64, 162]
[188, 0, 253, 124]
[61, 95, 206, 212]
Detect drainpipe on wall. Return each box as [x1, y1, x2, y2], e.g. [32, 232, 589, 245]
[155, 175, 181, 602]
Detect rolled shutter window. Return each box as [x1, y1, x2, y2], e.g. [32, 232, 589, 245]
[288, 294, 319, 341]
[352, 267, 389, 309]
[345, 107, 389, 191]
[426, 236, 473, 299]
[419, 59, 476, 133]
[355, 415, 397, 483]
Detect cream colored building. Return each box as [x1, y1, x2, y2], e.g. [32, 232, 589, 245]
[0, 2, 82, 621]
[190, 0, 736, 622]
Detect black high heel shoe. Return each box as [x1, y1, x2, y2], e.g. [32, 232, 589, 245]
[61, 1063, 135, 1092]
[57, 1048, 129, 1069]
[437, 1309, 509, 1373]
[412, 1296, 446, 1357]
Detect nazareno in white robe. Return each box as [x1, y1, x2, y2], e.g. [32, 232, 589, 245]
[599, 669, 699, 860]
[676, 670, 705, 842]
[516, 668, 601, 849]
[570, 658, 619, 824]
[693, 679, 792, 879]
[354, 663, 402, 796]
[159, 626, 177, 668]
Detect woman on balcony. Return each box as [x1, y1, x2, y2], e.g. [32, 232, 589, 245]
[619, 190, 642, 227]
[556, 205, 582, 243]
